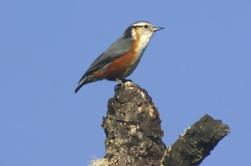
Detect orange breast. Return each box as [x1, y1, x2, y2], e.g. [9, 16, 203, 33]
[95, 40, 139, 80]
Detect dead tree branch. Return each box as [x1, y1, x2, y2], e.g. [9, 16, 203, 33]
[95, 82, 230, 166]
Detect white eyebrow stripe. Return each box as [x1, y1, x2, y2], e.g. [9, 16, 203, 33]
[133, 22, 148, 27]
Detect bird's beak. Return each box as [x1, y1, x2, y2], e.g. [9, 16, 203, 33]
[153, 27, 164, 32]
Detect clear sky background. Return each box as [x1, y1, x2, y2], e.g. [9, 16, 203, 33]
[0, 0, 250, 165]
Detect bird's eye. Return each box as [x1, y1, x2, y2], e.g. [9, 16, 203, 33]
[144, 25, 149, 29]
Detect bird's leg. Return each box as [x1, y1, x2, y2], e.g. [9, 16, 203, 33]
[116, 78, 124, 85]
[117, 78, 132, 83]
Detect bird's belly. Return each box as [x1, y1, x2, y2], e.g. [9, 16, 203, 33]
[95, 51, 140, 80]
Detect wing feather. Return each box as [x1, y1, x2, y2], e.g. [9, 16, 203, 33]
[78, 37, 132, 83]
[86, 38, 131, 74]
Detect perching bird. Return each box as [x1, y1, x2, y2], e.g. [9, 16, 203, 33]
[75, 21, 163, 93]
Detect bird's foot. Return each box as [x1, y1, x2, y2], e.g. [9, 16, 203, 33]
[116, 78, 132, 84]
[114, 78, 133, 91]
[114, 83, 122, 91]
[124, 79, 133, 83]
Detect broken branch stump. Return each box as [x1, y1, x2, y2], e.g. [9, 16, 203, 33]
[95, 82, 230, 166]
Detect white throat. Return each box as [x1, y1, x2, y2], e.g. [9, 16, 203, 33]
[131, 28, 153, 52]
[138, 34, 152, 51]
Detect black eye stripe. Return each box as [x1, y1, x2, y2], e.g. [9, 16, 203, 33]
[144, 25, 149, 28]
[133, 25, 150, 28]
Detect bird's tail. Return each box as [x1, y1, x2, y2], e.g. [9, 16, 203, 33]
[75, 75, 93, 93]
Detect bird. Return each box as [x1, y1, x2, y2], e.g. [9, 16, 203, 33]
[75, 21, 164, 93]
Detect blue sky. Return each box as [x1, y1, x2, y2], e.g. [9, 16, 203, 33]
[0, 0, 250, 165]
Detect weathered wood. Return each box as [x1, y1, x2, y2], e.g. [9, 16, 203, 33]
[92, 82, 230, 166]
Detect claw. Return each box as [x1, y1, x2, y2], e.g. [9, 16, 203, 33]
[114, 83, 122, 91]
[125, 79, 132, 83]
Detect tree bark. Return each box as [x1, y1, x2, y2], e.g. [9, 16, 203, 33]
[95, 82, 230, 166]
[161, 115, 230, 166]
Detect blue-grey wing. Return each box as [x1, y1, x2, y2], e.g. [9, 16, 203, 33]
[86, 37, 132, 74]
[77, 37, 132, 83]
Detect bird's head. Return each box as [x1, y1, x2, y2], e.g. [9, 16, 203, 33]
[123, 21, 164, 50]
[124, 21, 163, 39]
